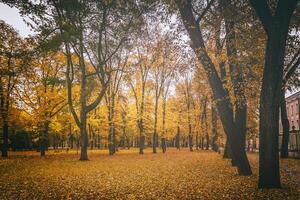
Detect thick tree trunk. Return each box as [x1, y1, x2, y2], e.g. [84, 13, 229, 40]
[222, 0, 248, 167]
[249, 0, 298, 189]
[258, 32, 285, 189]
[161, 138, 166, 153]
[40, 121, 49, 157]
[205, 133, 209, 150]
[176, 0, 252, 175]
[223, 139, 232, 159]
[108, 95, 116, 155]
[113, 126, 117, 152]
[280, 89, 289, 158]
[80, 115, 88, 161]
[108, 131, 114, 155]
[139, 135, 145, 154]
[1, 119, 8, 157]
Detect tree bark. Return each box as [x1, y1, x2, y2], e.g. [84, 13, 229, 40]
[1, 119, 8, 157]
[211, 103, 219, 152]
[175, 126, 180, 150]
[221, 0, 248, 166]
[153, 98, 159, 153]
[223, 139, 232, 159]
[79, 115, 88, 160]
[280, 88, 290, 158]
[40, 121, 49, 157]
[175, 0, 252, 175]
[250, 0, 298, 188]
[196, 131, 199, 150]
[161, 138, 166, 153]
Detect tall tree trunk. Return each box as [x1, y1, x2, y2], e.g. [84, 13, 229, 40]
[188, 123, 193, 151]
[176, 0, 252, 175]
[187, 96, 193, 152]
[201, 133, 204, 150]
[222, 0, 248, 167]
[1, 119, 8, 157]
[138, 82, 146, 154]
[79, 40, 88, 161]
[107, 93, 116, 155]
[250, 0, 298, 189]
[40, 121, 49, 157]
[211, 103, 219, 152]
[161, 93, 167, 153]
[196, 131, 199, 150]
[153, 98, 158, 153]
[280, 88, 289, 158]
[175, 126, 180, 150]
[80, 113, 88, 160]
[203, 98, 209, 150]
[258, 29, 286, 189]
[223, 139, 232, 159]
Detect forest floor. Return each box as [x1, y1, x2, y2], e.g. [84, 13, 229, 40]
[0, 148, 299, 200]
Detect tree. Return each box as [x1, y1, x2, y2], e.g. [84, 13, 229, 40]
[175, 0, 252, 175]
[180, 73, 194, 152]
[200, 95, 209, 150]
[150, 33, 178, 153]
[211, 100, 219, 151]
[105, 53, 128, 155]
[161, 79, 172, 153]
[0, 20, 24, 157]
[280, 32, 300, 158]
[127, 42, 153, 154]
[16, 51, 66, 156]
[249, 0, 299, 188]
[221, 0, 248, 160]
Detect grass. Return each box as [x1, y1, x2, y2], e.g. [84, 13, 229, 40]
[0, 148, 299, 200]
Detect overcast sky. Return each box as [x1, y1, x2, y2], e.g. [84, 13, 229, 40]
[0, 3, 33, 37]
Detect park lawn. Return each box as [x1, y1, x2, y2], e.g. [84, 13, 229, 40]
[0, 149, 299, 200]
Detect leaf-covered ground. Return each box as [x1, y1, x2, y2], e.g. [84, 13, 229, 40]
[0, 149, 299, 200]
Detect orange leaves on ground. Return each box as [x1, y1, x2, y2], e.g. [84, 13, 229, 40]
[0, 149, 299, 200]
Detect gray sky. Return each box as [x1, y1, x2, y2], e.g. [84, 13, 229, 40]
[0, 3, 33, 37]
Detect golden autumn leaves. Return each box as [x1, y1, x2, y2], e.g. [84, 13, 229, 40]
[0, 149, 299, 199]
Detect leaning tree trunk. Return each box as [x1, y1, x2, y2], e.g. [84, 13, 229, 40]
[222, 0, 248, 167]
[223, 139, 232, 159]
[280, 88, 289, 158]
[175, 0, 252, 175]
